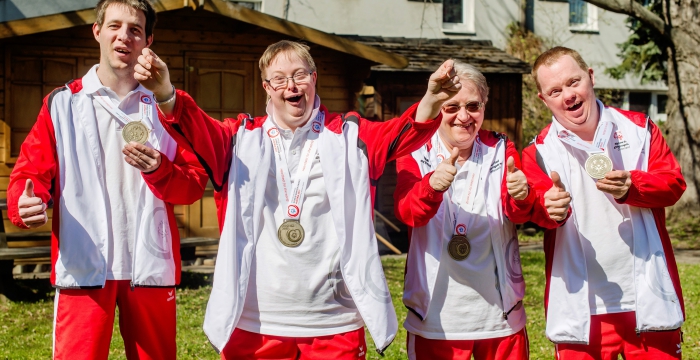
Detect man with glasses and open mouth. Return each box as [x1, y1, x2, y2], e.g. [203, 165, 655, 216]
[134, 40, 461, 359]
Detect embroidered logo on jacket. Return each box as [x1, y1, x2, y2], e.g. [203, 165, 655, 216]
[613, 130, 630, 151]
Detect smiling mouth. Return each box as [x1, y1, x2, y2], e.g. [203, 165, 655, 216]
[567, 101, 583, 111]
[286, 95, 303, 103]
[115, 48, 130, 55]
[452, 122, 474, 130]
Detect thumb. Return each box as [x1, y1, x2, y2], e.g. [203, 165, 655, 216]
[445, 146, 459, 166]
[23, 179, 35, 197]
[506, 156, 516, 174]
[551, 171, 566, 191]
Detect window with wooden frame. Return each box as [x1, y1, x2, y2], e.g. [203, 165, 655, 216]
[442, 0, 476, 34]
[569, 0, 598, 32]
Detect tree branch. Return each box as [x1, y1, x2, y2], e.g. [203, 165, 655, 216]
[583, 0, 668, 40]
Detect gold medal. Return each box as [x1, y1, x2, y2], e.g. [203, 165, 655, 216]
[277, 220, 305, 247]
[122, 121, 150, 144]
[585, 153, 613, 179]
[448, 235, 471, 261]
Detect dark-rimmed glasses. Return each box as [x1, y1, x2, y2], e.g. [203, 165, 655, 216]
[442, 101, 484, 114]
[265, 71, 313, 90]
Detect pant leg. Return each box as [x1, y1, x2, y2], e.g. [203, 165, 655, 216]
[473, 328, 529, 360]
[53, 281, 118, 360]
[115, 280, 176, 360]
[555, 313, 627, 360]
[621, 314, 682, 360]
[407, 332, 475, 360]
[297, 327, 367, 360]
[220, 327, 298, 360]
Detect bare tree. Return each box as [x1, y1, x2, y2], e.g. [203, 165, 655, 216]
[582, 0, 699, 219]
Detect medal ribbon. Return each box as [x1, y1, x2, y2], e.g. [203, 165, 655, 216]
[432, 134, 484, 236]
[93, 89, 152, 127]
[263, 113, 324, 221]
[554, 118, 614, 154]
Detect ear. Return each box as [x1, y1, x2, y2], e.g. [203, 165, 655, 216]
[537, 92, 545, 102]
[310, 71, 318, 86]
[588, 67, 595, 87]
[145, 34, 154, 48]
[92, 22, 101, 42]
[262, 81, 275, 97]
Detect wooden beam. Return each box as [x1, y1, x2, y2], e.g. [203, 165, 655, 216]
[0, 0, 185, 40]
[200, 0, 409, 69]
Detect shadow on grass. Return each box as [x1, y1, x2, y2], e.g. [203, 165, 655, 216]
[178, 271, 214, 290]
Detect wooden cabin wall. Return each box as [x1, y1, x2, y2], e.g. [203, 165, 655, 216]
[0, 8, 371, 238]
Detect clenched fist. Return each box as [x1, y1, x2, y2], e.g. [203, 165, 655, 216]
[429, 147, 459, 192]
[544, 171, 571, 222]
[506, 156, 529, 200]
[416, 59, 462, 123]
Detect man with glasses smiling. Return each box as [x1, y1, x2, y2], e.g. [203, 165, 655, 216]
[134, 40, 461, 359]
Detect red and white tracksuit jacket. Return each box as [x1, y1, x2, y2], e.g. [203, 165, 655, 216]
[394, 130, 534, 326]
[7, 78, 208, 288]
[157, 90, 441, 353]
[521, 104, 686, 344]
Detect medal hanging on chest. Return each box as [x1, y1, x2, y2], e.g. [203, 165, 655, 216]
[264, 113, 324, 247]
[94, 91, 153, 145]
[556, 119, 614, 179]
[434, 135, 483, 261]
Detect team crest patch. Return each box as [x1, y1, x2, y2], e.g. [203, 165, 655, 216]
[614, 130, 624, 140]
[140, 95, 153, 104]
[436, 154, 445, 163]
[312, 122, 322, 133]
[455, 223, 467, 235]
[287, 204, 300, 218]
[267, 128, 280, 138]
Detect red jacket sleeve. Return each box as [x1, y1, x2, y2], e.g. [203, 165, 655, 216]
[393, 153, 445, 228]
[7, 95, 58, 229]
[359, 102, 442, 180]
[616, 121, 686, 208]
[521, 143, 571, 229]
[141, 146, 208, 205]
[502, 139, 536, 224]
[158, 90, 239, 190]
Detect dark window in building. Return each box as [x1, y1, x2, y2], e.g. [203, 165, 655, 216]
[444, 0, 463, 24]
[657, 94, 667, 114]
[629, 92, 651, 114]
[569, 0, 587, 25]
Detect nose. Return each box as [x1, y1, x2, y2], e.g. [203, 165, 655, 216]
[284, 77, 299, 91]
[116, 25, 130, 42]
[563, 88, 576, 104]
[455, 107, 471, 123]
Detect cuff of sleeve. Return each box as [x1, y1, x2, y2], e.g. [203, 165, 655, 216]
[141, 153, 172, 183]
[421, 171, 446, 202]
[402, 102, 443, 130]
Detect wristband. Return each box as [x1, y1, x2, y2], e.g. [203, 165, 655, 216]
[156, 85, 176, 106]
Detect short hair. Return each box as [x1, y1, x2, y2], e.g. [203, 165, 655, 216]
[95, 0, 157, 38]
[532, 46, 589, 92]
[453, 60, 489, 103]
[259, 40, 317, 80]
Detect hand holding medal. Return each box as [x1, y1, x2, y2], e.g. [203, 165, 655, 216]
[123, 142, 162, 173]
[506, 156, 529, 200]
[544, 171, 571, 222]
[429, 147, 459, 192]
[595, 170, 632, 199]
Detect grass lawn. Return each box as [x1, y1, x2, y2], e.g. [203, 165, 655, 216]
[1, 252, 699, 359]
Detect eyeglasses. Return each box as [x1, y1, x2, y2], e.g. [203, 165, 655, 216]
[265, 71, 313, 90]
[442, 101, 484, 114]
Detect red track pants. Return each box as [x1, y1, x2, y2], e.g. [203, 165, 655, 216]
[407, 328, 529, 360]
[221, 327, 367, 360]
[555, 312, 682, 360]
[53, 280, 176, 360]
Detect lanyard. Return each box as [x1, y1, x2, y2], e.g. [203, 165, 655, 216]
[555, 118, 614, 155]
[263, 113, 324, 221]
[431, 134, 484, 236]
[93, 89, 153, 127]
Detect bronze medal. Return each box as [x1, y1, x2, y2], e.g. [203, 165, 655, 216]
[122, 121, 150, 144]
[584, 153, 613, 179]
[277, 220, 305, 247]
[448, 234, 471, 261]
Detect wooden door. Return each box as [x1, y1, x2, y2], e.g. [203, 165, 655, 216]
[185, 56, 255, 238]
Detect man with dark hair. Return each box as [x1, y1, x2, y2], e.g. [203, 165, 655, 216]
[523, 46, 685, 359]
[7, 1, 207, 359]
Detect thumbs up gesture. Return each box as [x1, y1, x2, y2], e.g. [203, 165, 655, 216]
[544, 171, 571, 222]
[429, 147, 460, 192]
[18, 179, 47, 228]
[506, 156, 529, 200]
